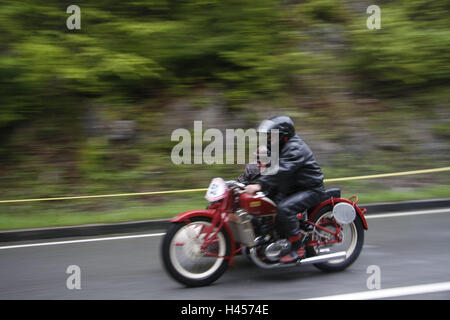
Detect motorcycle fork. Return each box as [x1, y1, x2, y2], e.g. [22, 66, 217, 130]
[186, 210, 239, 264]
[199, 210, 224, 251]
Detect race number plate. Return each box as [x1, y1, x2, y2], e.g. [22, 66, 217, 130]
[205, 178, 227, 202]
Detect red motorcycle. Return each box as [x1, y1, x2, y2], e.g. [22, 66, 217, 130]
[161, 178, 368, 287]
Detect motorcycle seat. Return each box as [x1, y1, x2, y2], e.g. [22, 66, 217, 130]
[325, 188, 341, 198]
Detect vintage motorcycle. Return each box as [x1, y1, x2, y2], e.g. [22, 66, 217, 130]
[161, 178, 368, 287]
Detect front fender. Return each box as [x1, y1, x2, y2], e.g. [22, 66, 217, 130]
[309, 198, 368, 230]
[170, 209, 217, 223]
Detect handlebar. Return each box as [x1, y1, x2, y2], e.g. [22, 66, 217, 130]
[225, 180, 246, 189]
[225, 180, 266, 197]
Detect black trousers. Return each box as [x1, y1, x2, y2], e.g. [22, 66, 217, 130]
[275, 187, 328, 237]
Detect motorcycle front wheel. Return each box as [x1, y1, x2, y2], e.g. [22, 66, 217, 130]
[161, 216, 231, 287]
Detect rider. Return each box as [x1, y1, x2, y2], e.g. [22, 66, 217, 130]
[245, 115, 328, 263]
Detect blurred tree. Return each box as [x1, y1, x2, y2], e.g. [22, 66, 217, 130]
[349, 0, 450, 95]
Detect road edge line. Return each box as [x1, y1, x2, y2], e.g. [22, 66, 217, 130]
[304, 281, 450, 300]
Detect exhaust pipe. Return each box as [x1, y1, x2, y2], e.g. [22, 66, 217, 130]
[299, 251, 347, 265]
[249, 248, 347, 269]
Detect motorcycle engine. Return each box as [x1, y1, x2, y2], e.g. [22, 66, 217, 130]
[263, 239, 291, 262]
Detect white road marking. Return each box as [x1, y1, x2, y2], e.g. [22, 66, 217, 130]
[0, 207, 449, 250]
[0, 233, 165, 250]
[305, 281, 450, 300]
[365, 208, 450, 219]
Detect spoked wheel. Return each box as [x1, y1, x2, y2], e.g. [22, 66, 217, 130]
[161, 216, 231, 287]
[306, 205, 364, 272]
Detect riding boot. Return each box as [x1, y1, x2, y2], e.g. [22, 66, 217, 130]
[279, 234, 305, 263]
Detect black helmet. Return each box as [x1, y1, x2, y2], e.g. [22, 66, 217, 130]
[257, 115, 296, 143]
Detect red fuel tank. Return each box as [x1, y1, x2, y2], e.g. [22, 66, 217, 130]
[239, 193, 277, 216]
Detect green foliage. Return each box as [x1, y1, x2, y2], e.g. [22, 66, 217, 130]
[431, 122, 450, 139]
[349, 0, 450, 94]
[0, 0, 302, 127]
[3, 0, 447, 128]
[294, 0, 349, 24]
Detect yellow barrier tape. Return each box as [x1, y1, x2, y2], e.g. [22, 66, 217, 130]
[0, 166, 448, 204]
[0, 188, 208, 204]
[324, 167, 450, 182]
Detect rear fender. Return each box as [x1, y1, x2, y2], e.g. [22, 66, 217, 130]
[308, 198, 368, 230]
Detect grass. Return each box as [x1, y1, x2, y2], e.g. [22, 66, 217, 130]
[344, 185, 450, 205]
[0, 184, 448, 231]
[0, 197, 207, 230]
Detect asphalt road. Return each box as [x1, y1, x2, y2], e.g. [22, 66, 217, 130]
[1, 208, 450, 300]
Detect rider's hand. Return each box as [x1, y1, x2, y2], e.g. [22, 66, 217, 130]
[245, 184, 261, 194]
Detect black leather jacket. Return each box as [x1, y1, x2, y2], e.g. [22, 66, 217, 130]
[257, 135, 324, 197]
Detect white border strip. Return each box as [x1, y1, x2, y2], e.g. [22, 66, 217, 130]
[0, 233, 165, 250]
[365, 208, 450, 219]
[305, 281, 450, 300]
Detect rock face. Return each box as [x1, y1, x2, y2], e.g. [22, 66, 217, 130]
[83, 108, 136, 142]
[82, 86, 449, 173]
[162, 89, 250, 132]
[83, 108, 105, 137]
[108, 120, 136, 142]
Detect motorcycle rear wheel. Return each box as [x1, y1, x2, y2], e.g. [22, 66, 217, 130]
[161, 216, 231, 287]
[306, 204, 364, 272]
